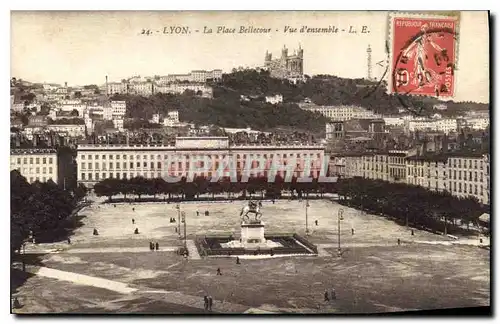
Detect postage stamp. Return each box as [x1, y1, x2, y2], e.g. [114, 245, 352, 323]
[389, 13, 459, 98]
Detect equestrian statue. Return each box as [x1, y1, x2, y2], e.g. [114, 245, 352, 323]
[240, 200, 263, 223]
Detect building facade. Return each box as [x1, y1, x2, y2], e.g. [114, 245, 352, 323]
[76, 137, 326, 188]
[303, 104, 381, 121]
[10, 148, 58, 184]
[335, 150, 490, 205]
[46, 124, 86, 137]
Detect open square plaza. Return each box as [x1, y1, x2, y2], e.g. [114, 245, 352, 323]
[12, 197, 490, 314]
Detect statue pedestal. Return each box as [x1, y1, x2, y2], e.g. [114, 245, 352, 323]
[241, 221, 265, 248]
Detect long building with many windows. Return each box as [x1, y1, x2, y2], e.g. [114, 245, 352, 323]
[76, 137, 327, 188]
[332, 150, 490, 205]
[10, 148, 58, 184]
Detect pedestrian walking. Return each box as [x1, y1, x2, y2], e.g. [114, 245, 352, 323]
[236, 257, 240, 264]
[331, 288, 336, 300]
[132, 218, 135, 224]
[93, 228, 99, 236]
[315, 220, 318, 226]
[216, 267, 222, 276]
[397, 238, 401, 245]
[324, 291, 329, 302]
[155, 242, 159, 251]
[208, 296, 213, 311]
[132, 208, 135, 212]
[196, 210, 199, 216]
[411, 229, 414, 236]
[13, 297, 21, 309]
[203, 296, 208, 311]
[351, 228, 355, 235]
[67, 238, 71, 244]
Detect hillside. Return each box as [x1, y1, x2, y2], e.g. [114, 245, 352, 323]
[111, 92, 329, 134]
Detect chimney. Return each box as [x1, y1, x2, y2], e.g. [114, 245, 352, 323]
[65, 82, 68, 88]
[105, 75, 108, 96]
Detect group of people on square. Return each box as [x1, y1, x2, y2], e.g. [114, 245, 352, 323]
[203, 295, 213, 311]
[149, 241, 160, 251]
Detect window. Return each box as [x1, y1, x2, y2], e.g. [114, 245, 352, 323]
[130, 162, 133, 168]
[136, 162, 140, 167]
[116, 155, 120, 160]
[469, 172, 472, 181]
[150, 155, 154, 159]
[29, 177, 33, 183]
[458, 183, 462, 192]
[110, 162, 113, 169]
[81, 173, 86, 180]
[102, 163, 107, 171]
[143, 162, 147, 168]
[103, 172, 107, 179]
[474, 185, 478, 195]
[49, 167, 53, 173]
[42, 167, 46, 174]
[49, 158, 53, 164]
[35, 158, 40, 164]
[123, 154, 127, 159]
[88, 173, 93, 180]
[157, 162, 161, 169]
[95, 162, 99, 170]
[23, 158, 27, 164]
[458, 171, 461, 180]
[469, 160, 472, 169]
[95, 173, 100, 180]
[110, 155, 113, 160]
[150, 162, 154, 169]
[96, 155, 99, 160]
[458, 160, 461, 168]
[42, 158, 46, 164]
[474, 160, 478, 169]
[116, 173, 121, 179]
[29, 158, 33, 164]
[88, 162, 92, 170]
[81, 155, 85, 160]
[88, 155, 92, 160]
[102, 155, 106, 160]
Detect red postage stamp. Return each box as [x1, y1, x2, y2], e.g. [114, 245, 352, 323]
[390, 15, 458, 98]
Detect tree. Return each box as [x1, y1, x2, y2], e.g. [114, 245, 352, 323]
[74, 91, 82, 99]
[70, 109, 79, 117]
[94, 179, 120, 201]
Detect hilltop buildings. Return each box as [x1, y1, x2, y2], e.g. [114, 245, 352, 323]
[264, 45, 304, 79]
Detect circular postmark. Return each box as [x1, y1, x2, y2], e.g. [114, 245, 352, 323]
[391, 19, 458, 98]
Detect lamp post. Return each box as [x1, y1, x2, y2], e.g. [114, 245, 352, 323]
[338, 208, 344, 255]
[176, 204, 181, 238]
[182, 211, 187, 249]
[305, 200, 310, 235]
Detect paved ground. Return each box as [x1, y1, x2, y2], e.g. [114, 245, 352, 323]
[12, 198, 490, 314]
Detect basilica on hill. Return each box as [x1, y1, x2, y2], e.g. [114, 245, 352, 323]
[264, 45, 304, 80]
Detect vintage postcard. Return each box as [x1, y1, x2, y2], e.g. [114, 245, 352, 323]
[10, 11, 490, 315]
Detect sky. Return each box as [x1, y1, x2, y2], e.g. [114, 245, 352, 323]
[11, 11, 489, 103]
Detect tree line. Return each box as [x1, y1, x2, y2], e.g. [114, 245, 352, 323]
[10, 170, 88, 254]
[93, 175, 336, 201]
[336, 177, 484, 235]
